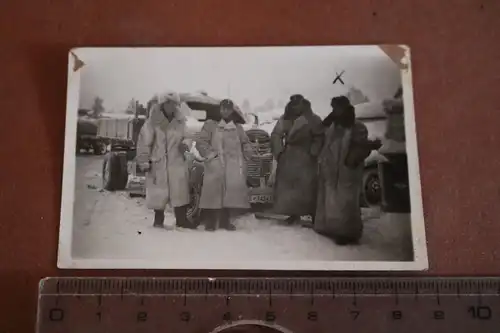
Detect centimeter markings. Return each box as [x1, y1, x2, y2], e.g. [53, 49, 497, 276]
[41, 277, 500, 297]
[38, 277, 500, 332]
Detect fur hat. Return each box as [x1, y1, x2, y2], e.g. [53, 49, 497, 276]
[219, 98, 246, 124]
[158, 90, 181, 105]
[284, 94, 309, 120]
[220, 99, 234, 109]
[330, 95, 351, 109]
[290, 94, 304, 102]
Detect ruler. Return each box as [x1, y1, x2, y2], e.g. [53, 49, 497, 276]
[37, 277, 500, 333]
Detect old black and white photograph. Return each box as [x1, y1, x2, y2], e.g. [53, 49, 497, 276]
[58, 45, 427, 270]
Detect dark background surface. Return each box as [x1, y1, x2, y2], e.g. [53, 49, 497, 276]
[1, 0, 499, 332]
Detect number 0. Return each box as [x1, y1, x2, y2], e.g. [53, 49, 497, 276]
[265, 311, 276, 322]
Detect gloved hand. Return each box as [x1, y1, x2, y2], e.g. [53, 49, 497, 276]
[206, 151, 219, 161]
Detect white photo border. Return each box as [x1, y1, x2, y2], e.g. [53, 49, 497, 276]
[57, 46, 428, 271]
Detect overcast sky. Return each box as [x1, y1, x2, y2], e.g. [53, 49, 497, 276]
[77, 46, 401, 117]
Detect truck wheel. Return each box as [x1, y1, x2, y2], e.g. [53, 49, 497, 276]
[379, 155, 411, 214]
[117, 154, 129, 190]
[361, 167, 381, 207]
[93, 142, 106, 155]
[102, 152, 128, 191]
[186, 185, 202, 227]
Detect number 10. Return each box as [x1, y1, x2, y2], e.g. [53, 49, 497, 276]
[468, 306, 492, 320]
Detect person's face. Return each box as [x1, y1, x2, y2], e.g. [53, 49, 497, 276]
[220, 106, 233, 120]
[161, 100, 179, 117]
[331, 104, 344, 118]
[289, 106, 302, 118]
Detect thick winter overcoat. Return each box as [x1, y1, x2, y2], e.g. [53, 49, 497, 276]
[314, 121, 370, 242]
[270, 109, 323, 216]
[136, 105, 190, 210]
[196, 119, 254, 209]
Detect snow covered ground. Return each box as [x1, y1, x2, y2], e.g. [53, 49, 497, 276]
[71, 155, 414, 264]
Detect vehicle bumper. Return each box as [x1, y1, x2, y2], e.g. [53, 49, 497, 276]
[125, 174, 274, 204]
[127, 161, 146, 196]
[248, 185, 273, 204]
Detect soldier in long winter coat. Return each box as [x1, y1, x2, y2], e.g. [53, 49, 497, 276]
[270, 95, 324, 224]
[136, 91, 196, 229]
[196, 99, 255, 231]
[314, 96, 381, 245]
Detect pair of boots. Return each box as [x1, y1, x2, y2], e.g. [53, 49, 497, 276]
[333, 236, 361, 246]
[204, 208, 236, 231]
[153, 205, 196, 229]
[315, 230, 361, 246]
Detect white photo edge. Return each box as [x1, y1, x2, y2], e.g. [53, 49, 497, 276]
[57, 45, 428, 271]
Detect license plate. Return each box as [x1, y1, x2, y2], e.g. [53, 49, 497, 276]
[127, 175, 145, 191]
[249, 194, 273, 203]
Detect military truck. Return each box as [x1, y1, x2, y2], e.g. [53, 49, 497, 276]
[377, 94, 410, 213]
[354, 102, 389, 207]
[354, 86, 407, 208]
[99, 113, 146, 192]
[76, 109, 106, 155]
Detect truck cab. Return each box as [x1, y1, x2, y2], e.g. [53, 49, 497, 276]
[377, 97, 410, 213]
[354, 101, 388, 207]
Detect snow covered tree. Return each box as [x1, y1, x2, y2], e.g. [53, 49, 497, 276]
[263, 98, 275, 111]
[91, 96, 104, 118]
[254, 105, 266, 114]
[242, 99, 251, 113]
[125, 98, 137, 114]
[346, 86, 369, 105]
[146, 96, 159, 118]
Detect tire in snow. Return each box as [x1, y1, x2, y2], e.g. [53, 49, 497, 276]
[92, 141, 106, 155]
[361, 167, 381, 207]
[102, 152, 128, 191]
[186, 185, 202, 227]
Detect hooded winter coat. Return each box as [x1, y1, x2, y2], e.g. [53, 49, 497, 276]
[314, 120, 371, 242]
[196, 119, 254, 209]
[136, 104, 190, 210]
[270, 106, 324, 216]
